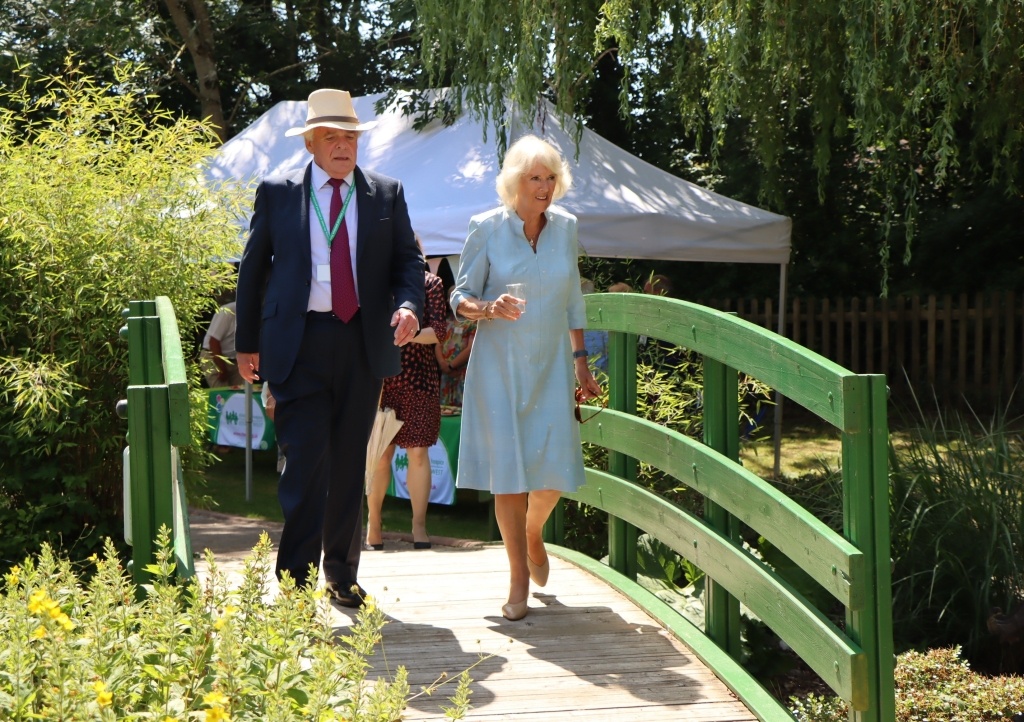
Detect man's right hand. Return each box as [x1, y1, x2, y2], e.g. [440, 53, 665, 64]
[236, 351, 260, 383]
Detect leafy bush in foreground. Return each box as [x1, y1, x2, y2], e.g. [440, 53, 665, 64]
[0, 528, 471, 720]
[0, 61, 247, 572]
[790, 646, 1024, 721]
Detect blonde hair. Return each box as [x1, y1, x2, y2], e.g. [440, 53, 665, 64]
[495, 135, 572, 209]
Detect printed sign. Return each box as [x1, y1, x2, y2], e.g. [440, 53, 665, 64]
[208, 388, 275, 450]
[389, 433, 457, 505]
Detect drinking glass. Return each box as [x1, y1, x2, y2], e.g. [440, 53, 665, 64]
[506, 283, 526, 312]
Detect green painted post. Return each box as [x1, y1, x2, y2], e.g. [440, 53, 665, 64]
[869, 375, 896, 722]
[155, 297, 191, 447]
[122, 299, 194, 588]
[126, 384, 174, 587]
[702, 357, 742, 659]
[606, 329, 638, 578]
[843, 375, 894, 722]
[126, 300, 157, 385]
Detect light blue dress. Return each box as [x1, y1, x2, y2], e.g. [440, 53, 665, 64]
[451, 205, 588, 494]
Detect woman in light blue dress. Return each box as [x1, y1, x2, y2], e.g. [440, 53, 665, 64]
[450, 135, 603, 621]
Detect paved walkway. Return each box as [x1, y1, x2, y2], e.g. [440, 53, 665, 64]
[188, 509, 755, 721]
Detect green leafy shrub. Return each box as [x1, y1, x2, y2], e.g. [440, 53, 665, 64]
[789, 646, 1024, 721]
[759, 400, 1024, 671]
[887, 401, 1024, 668]
[0, 61, 248, 572]
[0, 528, 471, 720]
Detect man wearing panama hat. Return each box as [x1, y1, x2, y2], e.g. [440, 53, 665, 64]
[235, 88, 425, 607]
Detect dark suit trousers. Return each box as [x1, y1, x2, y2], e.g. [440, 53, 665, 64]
[270, 311, 382, 589]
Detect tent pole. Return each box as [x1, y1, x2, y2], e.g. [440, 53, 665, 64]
[245, 381, 253, 502]
[773, 263, 789, 477]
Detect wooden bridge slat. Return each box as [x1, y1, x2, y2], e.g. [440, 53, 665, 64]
[196, 543, 757, 722]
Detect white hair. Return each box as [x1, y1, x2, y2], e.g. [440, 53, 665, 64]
[495, 135, 572, 209]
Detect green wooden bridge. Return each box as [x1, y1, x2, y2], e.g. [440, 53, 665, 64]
[122, 293, 894, 721]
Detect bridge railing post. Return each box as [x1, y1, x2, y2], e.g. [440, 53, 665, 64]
[117, 297, 194, 591]
[702, 356, 743, 660]
[606, 328, 638, 579]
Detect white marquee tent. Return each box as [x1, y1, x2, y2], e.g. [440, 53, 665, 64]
[204, 91, 792, 266]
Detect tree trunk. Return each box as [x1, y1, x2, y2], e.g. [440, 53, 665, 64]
[161, 0, 227, 142]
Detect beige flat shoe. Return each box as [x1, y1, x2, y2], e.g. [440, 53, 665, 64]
[527, 555, 550, 587]
[502, 599, 529, 621]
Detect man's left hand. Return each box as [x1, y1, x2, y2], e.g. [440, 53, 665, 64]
[391, 308, 419, 346]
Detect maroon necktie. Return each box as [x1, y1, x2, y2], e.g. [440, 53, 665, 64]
[327, 177, 358, 322]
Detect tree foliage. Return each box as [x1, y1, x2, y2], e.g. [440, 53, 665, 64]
[0, 0, 421, 141]
[0, 61, 247, 570]
[414, 0, 1024, 289]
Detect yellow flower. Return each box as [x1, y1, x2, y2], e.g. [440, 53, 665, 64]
[203, 691, 229, 708]
[28, 590, 48, 614]
[93, 681, 113, 707]
[214, 604, 240, 630]
[57, 613, 76, 631]
[30, 626, 46, 640]
[204, 707, 230, 722]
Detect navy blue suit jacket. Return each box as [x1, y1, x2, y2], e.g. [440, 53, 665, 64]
[235, 162, 424, 383]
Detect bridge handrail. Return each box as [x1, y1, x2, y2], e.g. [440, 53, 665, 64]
[551, 292, 893, 722]
[587, 294, 853, 428]
[578, 409, 864, 608]
[155, 296, 190, 447]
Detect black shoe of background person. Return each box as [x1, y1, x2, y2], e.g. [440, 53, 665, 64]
[326, 581, 368, 608]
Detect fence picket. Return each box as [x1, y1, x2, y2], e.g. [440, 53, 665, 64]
[694, 292, 1021, 411]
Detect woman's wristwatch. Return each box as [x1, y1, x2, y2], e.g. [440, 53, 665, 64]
[572, 348, 589, 359]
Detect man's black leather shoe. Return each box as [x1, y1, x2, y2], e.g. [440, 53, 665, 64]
[326, 581, 368, 608]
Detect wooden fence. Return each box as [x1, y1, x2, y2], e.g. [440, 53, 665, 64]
[698, 291, 1023, 413]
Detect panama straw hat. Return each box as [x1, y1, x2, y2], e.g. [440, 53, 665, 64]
[284, 89, 378, 137]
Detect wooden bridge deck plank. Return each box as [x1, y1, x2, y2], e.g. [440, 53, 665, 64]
[196, 538, 756, 721]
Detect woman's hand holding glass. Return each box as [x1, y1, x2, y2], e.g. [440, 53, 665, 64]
[488, 291, 525, 320]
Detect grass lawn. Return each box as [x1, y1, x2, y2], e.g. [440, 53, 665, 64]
[739, 415, 843, 479]
[199, 448, 495, 541]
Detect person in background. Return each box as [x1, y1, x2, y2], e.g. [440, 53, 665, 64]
[579, 278, 608, 374]
[200, 300, 244, 388]
[607, 281, 634, 293]
[436, 290, 476, 406]
[643, 273, 674, 297]
[234, 88, 424, 608]
[450, 134, 603, 622]
[365, 237, 450, 551]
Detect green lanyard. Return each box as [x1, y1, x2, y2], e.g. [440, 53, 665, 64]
[310, 180, 356, 248]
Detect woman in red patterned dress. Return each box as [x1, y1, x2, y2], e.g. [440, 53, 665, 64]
[365, 252, 450, 549]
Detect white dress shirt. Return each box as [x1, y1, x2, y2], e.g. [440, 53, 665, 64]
[308, 162, 360, 312]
